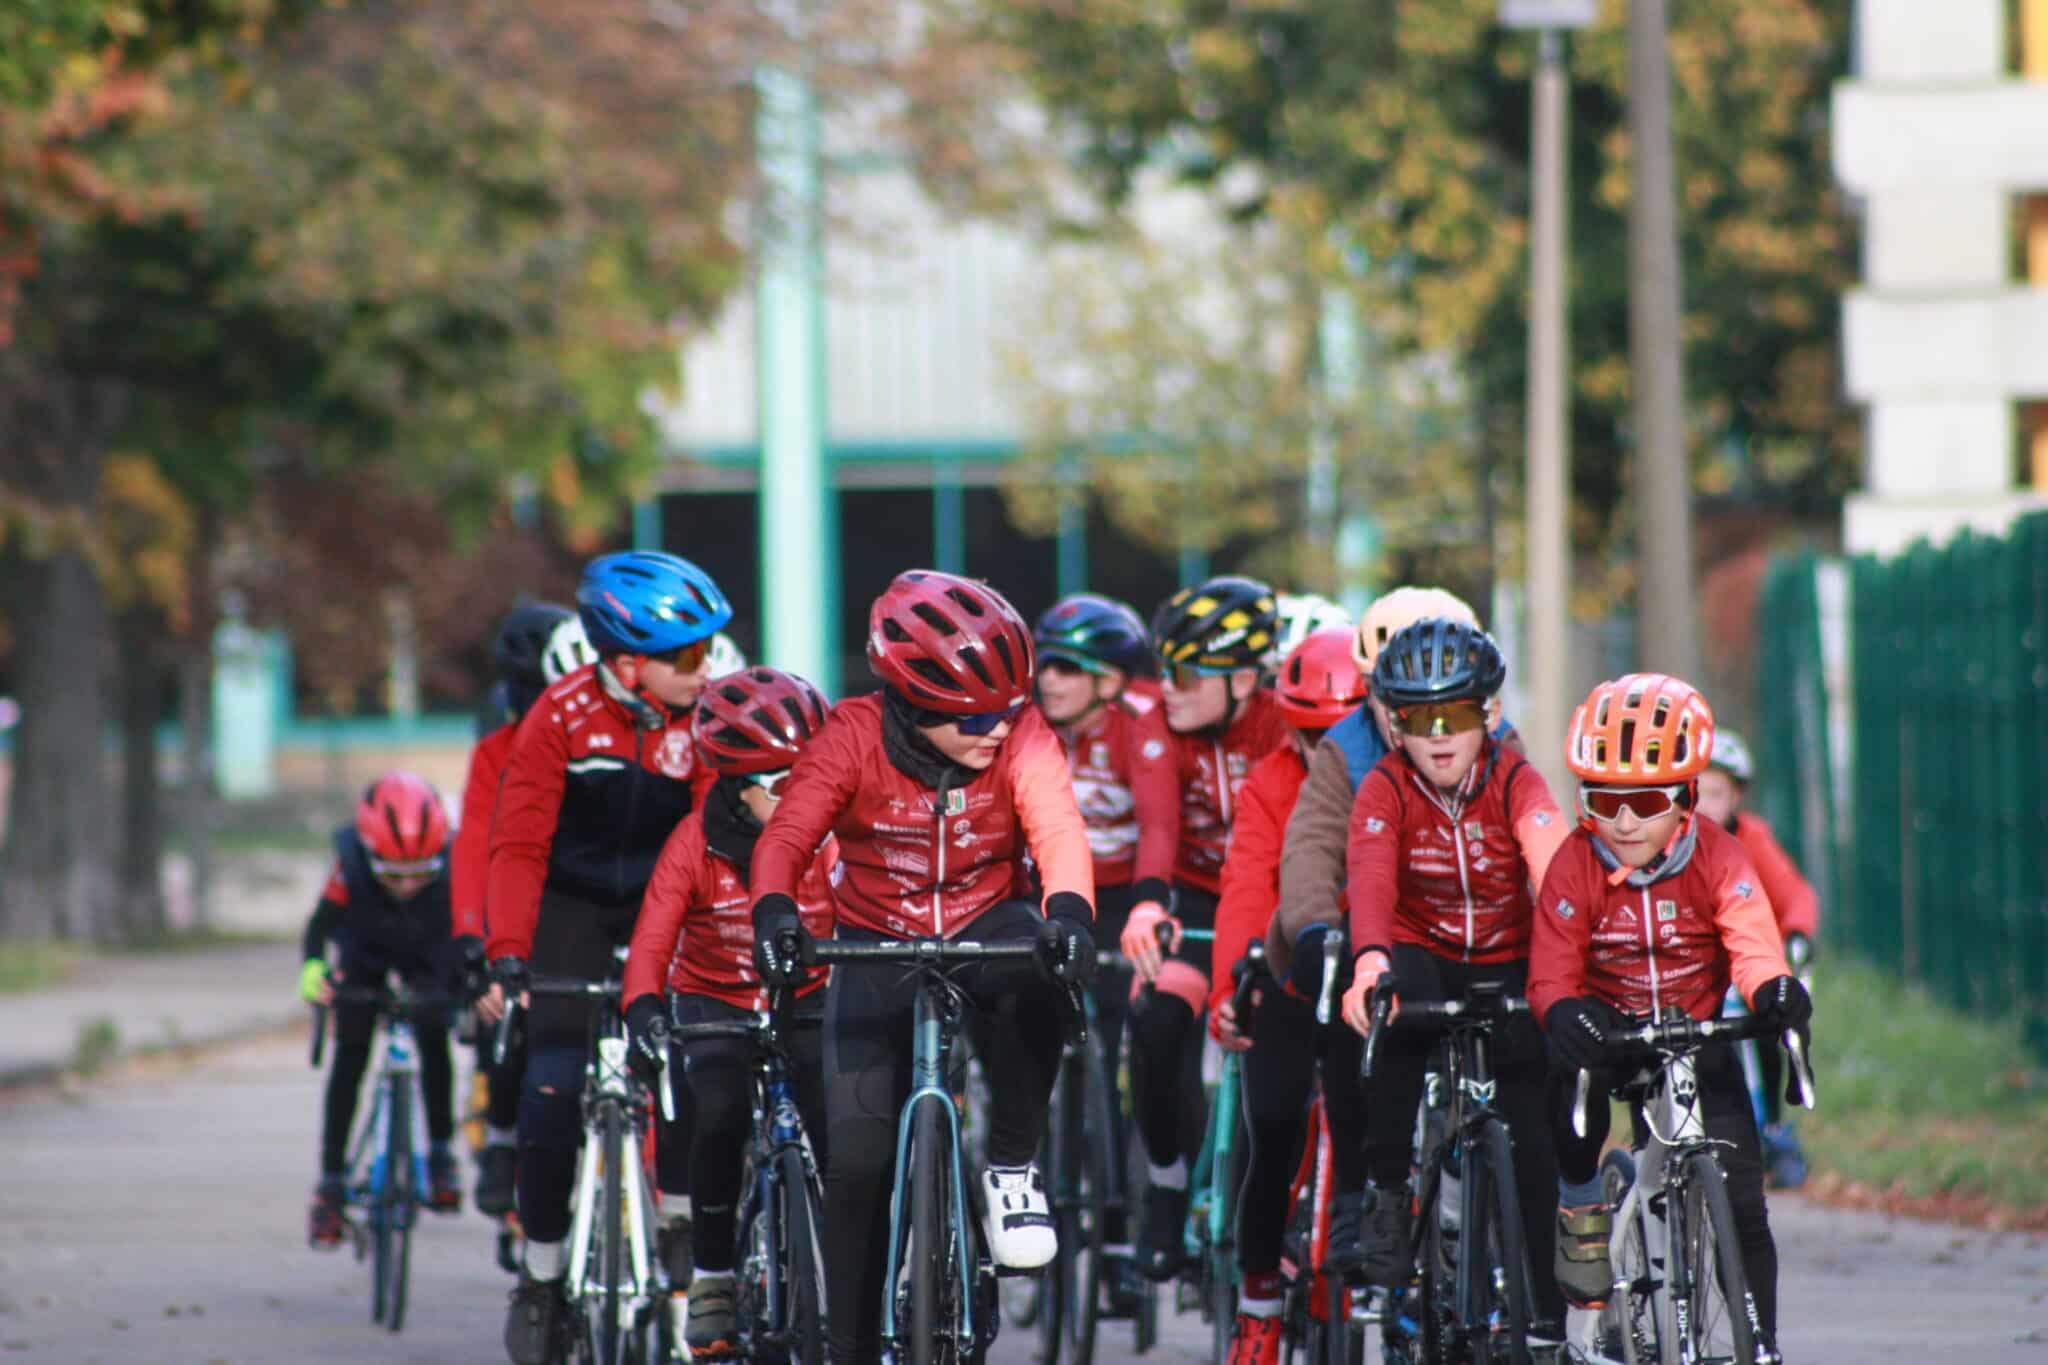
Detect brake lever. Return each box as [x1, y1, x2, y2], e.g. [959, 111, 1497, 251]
[658, 1041, 677, 1124]
[1572, 1067, 1592, 1138]
[1314, 930, 1342, 1027]
[1062, 980, 1090, 1049]
[1782, 1029, 1817, 1110]
[494, 996, 520, 1068]
[1360, 991, 1391, 1080]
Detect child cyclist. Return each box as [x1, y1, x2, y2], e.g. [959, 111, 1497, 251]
[482, 550, 731, 1364]
[451, 604, 595, 1216]
[1208, 627, 1370, 1365]
[621, 667, 838, 1358]
[1126, 574, 1291, 1280]
[300, 772, 465, 1245]
[1336, 617, 1571, 1333]
[1529, 676, 1812, 1344]
[746, 569, 1098, 1365]
[1693, 728, 1818, 1187]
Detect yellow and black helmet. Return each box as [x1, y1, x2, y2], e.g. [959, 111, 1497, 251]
[1151, 575, 1279, 672]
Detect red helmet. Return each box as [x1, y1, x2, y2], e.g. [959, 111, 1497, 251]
[866, 570, 1034, 714]
[1274, 627, 1369, 730]
[695, 667, 831, 775]
[354, 772, 450, 869]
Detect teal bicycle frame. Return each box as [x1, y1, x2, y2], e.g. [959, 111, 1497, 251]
[882, 977, 981, 1348]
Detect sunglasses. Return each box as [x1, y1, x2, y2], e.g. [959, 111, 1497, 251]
[1163, 662, 1233, 691]
[649, 638, 711, 672]
[955, 702, 1025, 737]
[1392, 700, 1488, 737]
[371, 855, 445, 882]
[1580, 784, 1687, 823]
[1039, 656, 1103, 679]
[747, 769, 793, 798]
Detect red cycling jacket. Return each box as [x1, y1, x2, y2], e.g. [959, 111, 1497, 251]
[1730, 811, 1819, 940]
[485, 664, 710, 960]
[1053, 691, 1178, 899]
[1346, 744, 1568, 965]
[751, 694, 1094, 939]
[452, 722, 516, 940]
[623, 811, 838, 1011]
[1209, 744, 1311, 1016]
[1528, 817, 1789, 1023]
[1172, 689, 1291, 895]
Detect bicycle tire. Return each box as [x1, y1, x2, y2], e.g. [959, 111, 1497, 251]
[776, 1146, 828, 1365]
[1676, 1152, 1762, 1365]
[388, 1080, 416, 1334]
[1034, 1069, 1068, 1365]
[600, 1101, 625, 1365]
[1417, 1158, 1451, 1365]
[1473, 1118, 1533, 1365]
[909, 1096, 948, 1365]
[1065, 1033, 1112, 1365]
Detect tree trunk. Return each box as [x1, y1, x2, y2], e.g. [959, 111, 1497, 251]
[176, 630, 216, 931]
[115, 609, 169, 940]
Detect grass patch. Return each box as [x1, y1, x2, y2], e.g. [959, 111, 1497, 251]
[1804, 959, 2048, 1211]
[70, 1015, 120, 1075]
[116, 925, 286, 955]
[0, 942, 82, 994]
[207, 826, 332, 857]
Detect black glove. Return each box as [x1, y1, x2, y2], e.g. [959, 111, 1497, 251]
[623, 995, 670, 1085]
[1038, 894, 1098, 984]
[1546, 996, 1632, 1072]
[751, 894, 812, 990]
[489, 955, 529, 1000]
[1749, 974, 1813, 1037]
[444, 935, 487, 1001]
[1291, 923, 1351, 1004]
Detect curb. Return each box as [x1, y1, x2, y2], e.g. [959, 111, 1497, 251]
[0, 1007, 309, 1096]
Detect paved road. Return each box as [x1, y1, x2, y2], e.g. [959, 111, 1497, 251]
[0, 1036, 2043, 1363]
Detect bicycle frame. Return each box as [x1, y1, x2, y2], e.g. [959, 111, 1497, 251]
[342, 1014, 425, 1215]
[881, 974, 981, 1349]
[564, 1033, 660, 1332]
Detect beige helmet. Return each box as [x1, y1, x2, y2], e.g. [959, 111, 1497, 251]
[1353, 585, 1479, 672]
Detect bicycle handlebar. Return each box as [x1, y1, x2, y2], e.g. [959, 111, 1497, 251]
[1570, 1013, 1818, 1137]
[492, 974, 624, 1067]
[1314, 926, 1345, 1026]
[1360, 990, 1529, 1080]
[804, 937, 1041, 965]
[1228, 940, 1265, 1031]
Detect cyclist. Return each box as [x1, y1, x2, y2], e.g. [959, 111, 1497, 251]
[1694, 728, 1818, 1188]
[299, 772, 465, 1246]
[1528, 674, 1811, 1343]
[1208, 627, 1369, 1364]
[1125, 573, 1289, 1280]
[622, 666, 837, 1358]
[480, 549, 732, 1365]
[452, 605, 594, 1217]
[1335, 617, 1569, 1332]
[747, 568, 1097, 1365]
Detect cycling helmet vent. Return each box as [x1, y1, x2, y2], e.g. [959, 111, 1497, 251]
[912, 602, 958, 636]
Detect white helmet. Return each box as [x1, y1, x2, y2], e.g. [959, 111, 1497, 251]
[1708, 729, 1754, 784]
[705, 632, 748, 680]
[1272, 592, 1352, 664]
[541, 617, 597, 683]
[1354, 585, 1478, 672]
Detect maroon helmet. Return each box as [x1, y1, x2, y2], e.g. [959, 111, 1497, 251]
[695, 667, 831, 775]
[866, 570, 1034, 714]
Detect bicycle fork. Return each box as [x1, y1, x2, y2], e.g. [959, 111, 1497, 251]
[566, 1039, 656, 1321]
[881, 987, 977, 1351]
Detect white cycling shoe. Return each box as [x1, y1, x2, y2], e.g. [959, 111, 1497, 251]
[981, 1164, 1058, 1270]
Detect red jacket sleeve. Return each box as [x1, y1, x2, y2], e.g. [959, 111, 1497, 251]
[1527, 837, 1594, 1023]
[484, 703, 571, 960]
[1708, 838, 1790, 1005]
[1734, 814, 1819, 939]
[752, 709, 865, 901]
[1504, 757, 1568, 896]
[1210, 754, 1290, 1014]
[1127, 701, 1180, 898]
[452, 725, 511, 940]
[625, 817, 703, 1009]
[1009, 711, 1095, 912]
[1344, 766, 1405, 957]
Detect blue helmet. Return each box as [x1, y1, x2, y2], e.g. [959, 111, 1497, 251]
[576, 551, 733, 656]
[1371, 617, 1506, 709]
[1034, 593, 1151, 676]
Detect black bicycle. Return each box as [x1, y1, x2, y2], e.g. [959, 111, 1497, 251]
[1362, 982, 1538, 1365]
[669, 997, 827, 1365]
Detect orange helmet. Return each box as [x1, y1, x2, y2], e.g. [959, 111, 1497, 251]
[1564, 674, 1716, 784]
[1273, 628, 1369, 730]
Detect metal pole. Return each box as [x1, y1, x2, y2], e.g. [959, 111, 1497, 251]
[754, 54, 839, 696]
[631, 496, 662, 551]
[934, 457, 965, 574]
[1055, 453, 1087, 598]
[1525, 28, 1572, 798]
[1627, 0, 1701, 682]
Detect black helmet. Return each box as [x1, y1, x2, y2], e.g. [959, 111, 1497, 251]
[1372, 617, 1506, 709]
[1152, 575, 1279, 672]
[1035, 593, 1151, 676]
[495, 602, 574, 712]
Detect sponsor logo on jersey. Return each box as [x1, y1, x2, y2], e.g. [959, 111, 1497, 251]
[1532, 810, 1553, 827]
[1141, 738, 1167, 761]
[1465, 820, 1485, 843]
[1734, 880, 1755, 900]
[1091, 742, 1111, 769]
[654, 729, 694, 778]
[1554, 898, 1574, 920]
[1656, 899, 1678, 922]
[945, 789, 968, 816]
[1365, 817, 1386, 834]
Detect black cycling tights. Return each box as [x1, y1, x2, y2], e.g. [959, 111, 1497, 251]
[655, 992, 827, 1275]
[1126, 885, 1216, 1170]
[820, 901, 1066, 1365]
[321, 999, 454, 1176]
[1552, 1042, 1780, 1338]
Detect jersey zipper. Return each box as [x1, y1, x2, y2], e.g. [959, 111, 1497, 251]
[1450, 816, 1476, 960]
[1642, 886, 1660, 1018]
[932, 770, 953, 936]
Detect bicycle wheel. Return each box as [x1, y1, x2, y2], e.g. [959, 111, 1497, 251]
[1472, 1119, 1532, 1365]
[907, 1096, 950, 1365]
[599, 1101, 626, 1365]
[776, 1146, 828, 1365]
[1064, 1037, 1112, 1365]
[1034, 1067, 1069, 1364]
[1676, 1153, 1762, 1365]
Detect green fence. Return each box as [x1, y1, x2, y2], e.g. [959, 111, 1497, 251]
[1758, 515, 2048, 1057]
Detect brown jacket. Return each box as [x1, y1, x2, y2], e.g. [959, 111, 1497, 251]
[1264, 734, 1353, 979]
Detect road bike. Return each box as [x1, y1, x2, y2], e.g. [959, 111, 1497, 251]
[1277, 927, 1363, 1365]
[1564, 1013, 1815, 1365]
[669, 996, 826, 1365]
[309, 981, 459, 1333]
[1170, 930, 1253, 1365]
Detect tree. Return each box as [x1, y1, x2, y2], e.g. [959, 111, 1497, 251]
[933, 0, 1854, 598]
